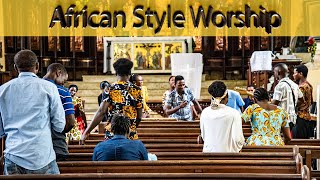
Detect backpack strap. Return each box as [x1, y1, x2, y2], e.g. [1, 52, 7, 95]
[282, 80, 296, 112]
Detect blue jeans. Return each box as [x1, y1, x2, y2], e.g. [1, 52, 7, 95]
[4, 158, 60, 175]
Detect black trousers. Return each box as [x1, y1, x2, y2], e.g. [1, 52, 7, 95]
[292, 116, 316, 139]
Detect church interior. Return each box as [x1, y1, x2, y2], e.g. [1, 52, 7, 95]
[0, 35, 320, 179]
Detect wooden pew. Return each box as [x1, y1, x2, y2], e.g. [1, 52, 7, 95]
[0, 172, 310, 180]
[69, 144, 203, 153]
[85, 132, 253, 141]
[68, 144, 301, 153]
[98, 121, 251, 134]
[69, 138, 198, 145]
[288, 139, 320, 146]
[57, 156, 304, 174]
[67, 151, 298, 161]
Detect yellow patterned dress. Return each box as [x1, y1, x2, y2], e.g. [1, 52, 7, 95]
[242, 104, 290, 146]
[104, 81, 143, 140]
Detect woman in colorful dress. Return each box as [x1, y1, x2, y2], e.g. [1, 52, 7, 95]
[130, 74, 151, 118]
[242, 88, 291, 146]
[67, 84, 87, 141]
[80, 58, 143, 143]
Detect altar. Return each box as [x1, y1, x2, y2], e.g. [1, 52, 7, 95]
[103, 37, 193, 74]
[247, 59, 302, 91]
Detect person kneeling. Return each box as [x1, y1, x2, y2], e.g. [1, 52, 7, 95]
[93, 114, 148, 161]
[242, 88, 291, 146]
[200, 81, 245, 152]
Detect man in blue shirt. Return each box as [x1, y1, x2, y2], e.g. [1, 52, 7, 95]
[43, 63, 75, 161]
[0, 50, 65, 174]
[243, 85, 255, 110]
[93, 114, 148, 161]
[226, 89, 245, 113]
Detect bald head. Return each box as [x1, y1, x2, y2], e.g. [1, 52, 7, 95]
[274, 63, 289, 80]
[14, 50, 38, 72]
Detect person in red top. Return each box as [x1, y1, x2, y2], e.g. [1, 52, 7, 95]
[293, 64, 314, 139]
[68, 84, 87, 134]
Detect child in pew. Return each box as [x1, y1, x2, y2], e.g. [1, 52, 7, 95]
[242, 88, 292, 146]
[93, 114, 157, 161]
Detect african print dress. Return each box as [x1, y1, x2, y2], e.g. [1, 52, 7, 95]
[104, 81, 143, 140]
[67, 96, 86, 141]
[242, 104, 290, 146]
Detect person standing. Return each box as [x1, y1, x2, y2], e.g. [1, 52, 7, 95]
[98, 81, 110, 106]
[293, 64, 314, 138]
[98, 81, 110, 122]
[130, 74, 151, 118]
[69, 84, 87, 133]
[272, 63, 303, 133]
[43, 63, 75, 161]
[80, 58, 143, 142]
[226, 89, 245, 113]
[164, 75, 202, 121]
[0, 50, 65, 174]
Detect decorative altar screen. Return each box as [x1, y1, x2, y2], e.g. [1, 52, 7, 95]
[103, 37, 192, 74]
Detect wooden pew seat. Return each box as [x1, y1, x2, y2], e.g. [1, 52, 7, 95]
[0, 172, 309, 180]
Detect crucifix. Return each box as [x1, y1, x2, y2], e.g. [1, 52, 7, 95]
[140, 43, 157, 68]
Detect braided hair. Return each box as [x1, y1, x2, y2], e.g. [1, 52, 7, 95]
[111, 114, 131, 135]
[253, 88, 269, 102]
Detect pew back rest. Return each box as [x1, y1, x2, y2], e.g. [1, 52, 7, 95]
[58, 160, 299, 174]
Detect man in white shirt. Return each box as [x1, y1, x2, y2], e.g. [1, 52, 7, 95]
[200, 81, 245, 153]
[272, 63, 303, 131]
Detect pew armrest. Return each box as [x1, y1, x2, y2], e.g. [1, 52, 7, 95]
[301, 165, 311, 180]
[197, 135, 203, 144]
